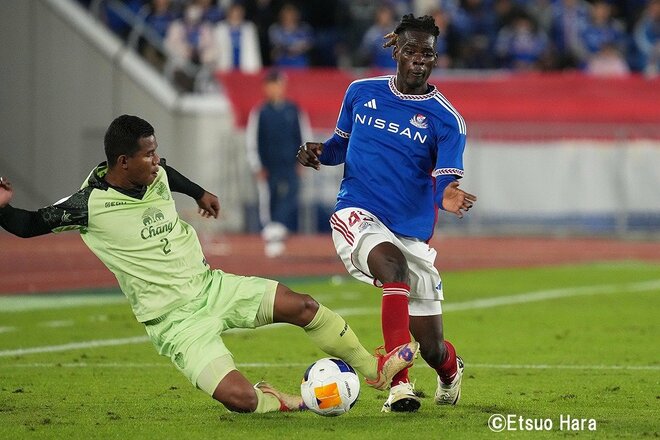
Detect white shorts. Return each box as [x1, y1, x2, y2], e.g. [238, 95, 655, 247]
[330, 207, 444, 316]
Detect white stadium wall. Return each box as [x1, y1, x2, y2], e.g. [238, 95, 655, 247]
[0, 0, 243, 232]
[459, 139, 660, 235]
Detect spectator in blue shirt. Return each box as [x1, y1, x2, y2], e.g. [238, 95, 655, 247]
[453, 0, 499, 68]
[139, 0, 179, 70]
[495, 11, 551, 69]
[268, 3, 314, 68]
[549, 0, 590, 67]
[575, 0, 627, 68]
[430, 6, 461, 69]
[102, 0, 145, 41]
[634, 0, 660, 76]
[143, 0, 178, 39]
[357, 5, 399, 70]
[197, 0, 224, 24]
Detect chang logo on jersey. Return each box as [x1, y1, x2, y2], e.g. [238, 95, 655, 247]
[154, 182, 170, 201]
[354, 113, 428, 144]
[140, 207, 173, 239]
[142, 208, 165, 225]
[410, 114, 428, 129]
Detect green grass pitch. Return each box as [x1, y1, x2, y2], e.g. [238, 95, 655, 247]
[0, 262, 658, 439]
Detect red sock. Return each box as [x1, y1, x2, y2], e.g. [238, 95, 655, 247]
[436, 340, 458, 384]
[381, 282, 410, 385]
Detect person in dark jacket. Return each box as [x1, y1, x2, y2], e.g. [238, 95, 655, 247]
[246, 69, 311, 257]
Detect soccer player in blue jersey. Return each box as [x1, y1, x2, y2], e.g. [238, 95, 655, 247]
[297, 14, 477, 413]
[0, 115, 419, 414]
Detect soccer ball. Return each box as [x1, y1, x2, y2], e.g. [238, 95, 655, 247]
[300, 358, 360, 416]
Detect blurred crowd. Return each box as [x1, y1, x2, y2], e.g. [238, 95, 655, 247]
[80, 0, 660, 89]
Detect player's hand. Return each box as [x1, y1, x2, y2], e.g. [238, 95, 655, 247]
[196, 191, 220, 219]
[0, 176, 13, 208]
[296, 142, 323, 170]
[442, 181, 476, 219]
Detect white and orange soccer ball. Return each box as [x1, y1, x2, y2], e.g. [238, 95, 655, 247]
[300, 358, 360, 416]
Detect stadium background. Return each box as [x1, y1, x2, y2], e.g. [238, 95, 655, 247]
[0, 3, 659, 438]
[0, 0, 658, 291]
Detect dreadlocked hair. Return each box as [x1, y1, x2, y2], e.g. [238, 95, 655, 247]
[382, 14, 440, 48]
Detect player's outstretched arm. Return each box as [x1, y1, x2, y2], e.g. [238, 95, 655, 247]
[0, 176, 65, 238]
[296, 142, 324, 170]
[0, 176, 13, 207]
[196, 191, 220, 219]
[442, 181, 477, 219]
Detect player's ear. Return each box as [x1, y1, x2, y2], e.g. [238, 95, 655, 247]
[117, 155, 129, 169]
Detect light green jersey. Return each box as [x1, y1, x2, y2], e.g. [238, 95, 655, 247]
[41, 163, 211, 322]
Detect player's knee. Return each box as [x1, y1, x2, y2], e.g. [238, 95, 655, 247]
[217, 386, 259, 413]
[368, 243, 409, 283]
[298, 293, 320, 323]
[275, 286, 319, 326]
[377, 255, 409, 284]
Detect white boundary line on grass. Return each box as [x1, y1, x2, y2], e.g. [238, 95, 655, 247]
[0, 336, 149, 357]
[1, 361, 658, 371]
[443, 278, 660, 312]
[0, 279, 658, 358]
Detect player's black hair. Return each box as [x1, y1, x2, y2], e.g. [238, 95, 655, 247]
[383, 14, 440, 49]
[394, 14, 440, 38]
[104, 115, 155, 167]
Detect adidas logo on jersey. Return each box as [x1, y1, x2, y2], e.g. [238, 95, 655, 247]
[363, 99, 377, 109]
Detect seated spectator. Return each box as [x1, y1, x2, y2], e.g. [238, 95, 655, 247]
[356, 5, 398, 70]
[268, 3, 314, 68]
[586, 42, 631, 76]
[197, 0, 224, 24]
[299, 0, 343, 67]
[520, 0, 554, 34]
[139, 0, 179, 70]
[633, 0, 660, 76]
[452, 0, 499, 68]
[164, 1, 216, 90]
[430, 7, 461, 69]
[574, 0, 627, 68]
[549, 0, 590, 68]
[143, 0, 178, 39]
[165, 2, 216, 67]
[101, 0, 145, 41]
[213, 2, 262, 73]
[494, 11, 551, 70]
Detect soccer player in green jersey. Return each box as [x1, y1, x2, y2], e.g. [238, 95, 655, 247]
[0, 115, 418, 413]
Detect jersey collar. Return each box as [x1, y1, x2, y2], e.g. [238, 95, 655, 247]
[89, 161, 148, 199]
[388, 76, 437, 100]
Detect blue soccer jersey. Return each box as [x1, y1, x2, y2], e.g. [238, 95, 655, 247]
[320, 75, 467, 241]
